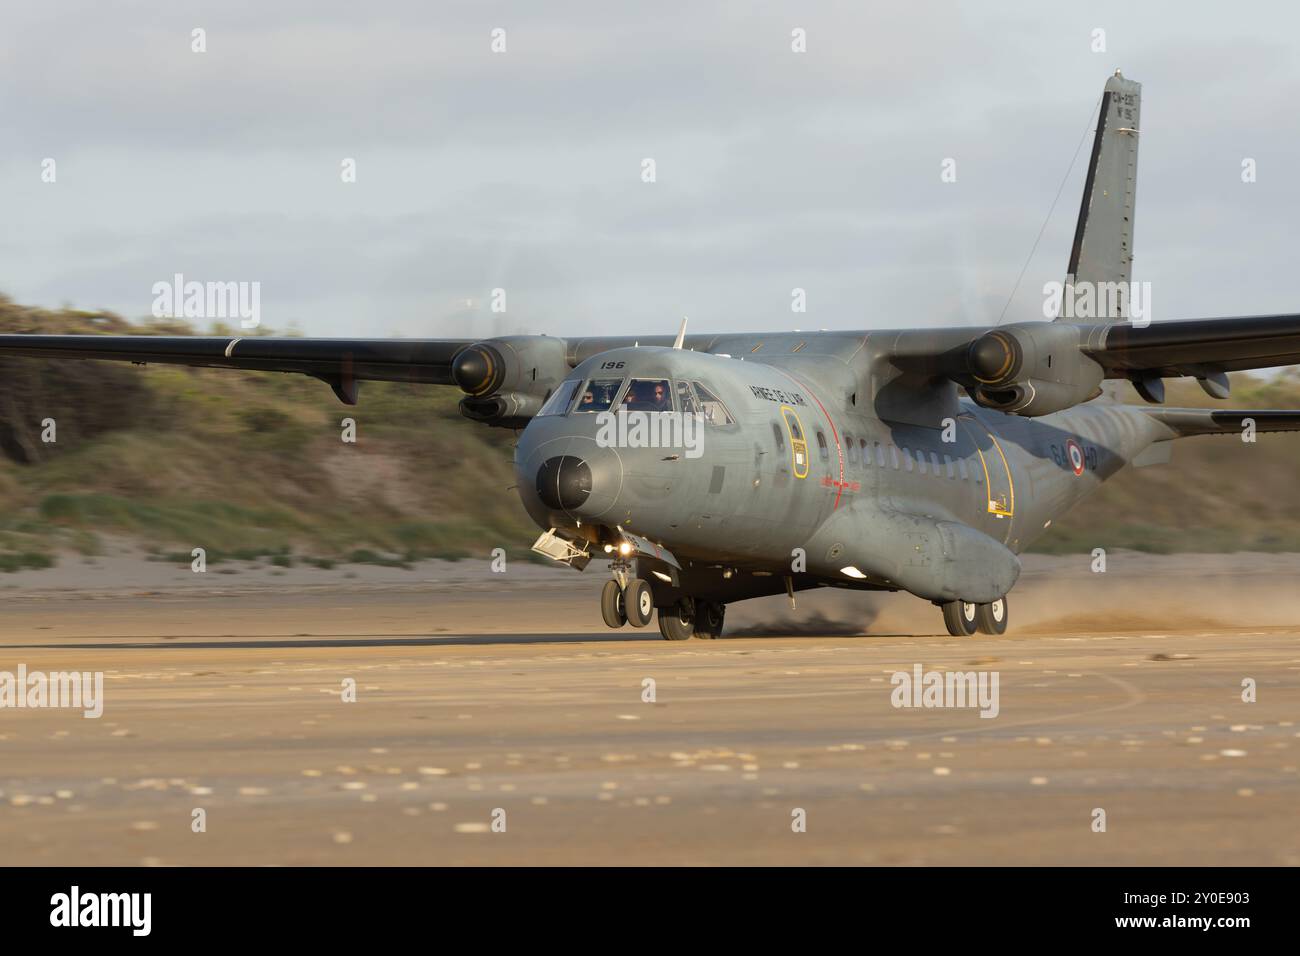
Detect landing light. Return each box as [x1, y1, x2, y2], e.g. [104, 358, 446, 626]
[618, 542, 634, 557]
[840, 566, 867, 579]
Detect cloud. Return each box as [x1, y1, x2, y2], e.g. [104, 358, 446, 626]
[3, 0, 1299, 336]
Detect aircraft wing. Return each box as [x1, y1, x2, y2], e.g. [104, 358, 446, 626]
[1144, 407, 1300, 437]
[1085, 314, 1300, 377]
[0, 334, 475, 404]
[882, 314, 1300, 420]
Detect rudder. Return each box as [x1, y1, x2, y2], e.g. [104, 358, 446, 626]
[1059, 71, 1141, 322]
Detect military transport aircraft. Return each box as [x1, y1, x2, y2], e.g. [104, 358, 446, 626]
[5, 72, 1300, 639]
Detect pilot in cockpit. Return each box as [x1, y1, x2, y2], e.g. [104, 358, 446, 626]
[623, 380, 672, 413]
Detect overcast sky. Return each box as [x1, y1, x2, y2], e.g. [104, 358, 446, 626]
[3, 0, 1298, 339]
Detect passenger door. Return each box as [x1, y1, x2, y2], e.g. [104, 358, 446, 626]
[780, 406, 810, 479]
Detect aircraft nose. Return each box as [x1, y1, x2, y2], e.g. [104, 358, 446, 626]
[536, 455, 593, 511]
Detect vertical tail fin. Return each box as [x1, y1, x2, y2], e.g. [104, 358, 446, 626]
[1059, 70, 1141, 323]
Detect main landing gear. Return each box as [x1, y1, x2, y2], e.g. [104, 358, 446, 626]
[656, 597, 725, 641]
[941, 596, 1008, 636]
[600, 581, 725, 640]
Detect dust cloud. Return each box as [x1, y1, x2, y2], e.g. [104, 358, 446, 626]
[723, 552, 1300, 636]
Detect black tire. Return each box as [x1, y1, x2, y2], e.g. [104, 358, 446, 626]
[941, 600, 978, 636]
[600, 580, 626, 629]
[625, 579, 654, 628]
[693, 601, 725, 640]
[657, 600, 695, 641]
[974, 596, 1008, 635]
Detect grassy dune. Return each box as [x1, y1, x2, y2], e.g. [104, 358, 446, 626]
[0, 296, 535, 569]
[3, 294, 1300, 569]
[1043, 372, 1300, 553]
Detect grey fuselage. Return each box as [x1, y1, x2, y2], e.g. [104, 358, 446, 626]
[515, 344, 1169, 609]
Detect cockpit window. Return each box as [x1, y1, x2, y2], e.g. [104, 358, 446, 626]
[537, 379, 580, 417]
[691, 381, 735, 425]
[676, 381, 698, 415]
[573, 378, 625, 413]
[622, 379, 673, 412]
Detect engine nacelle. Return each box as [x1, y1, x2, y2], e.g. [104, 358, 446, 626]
[451, 336, 570, 428]
[964, 322, 1104, 416]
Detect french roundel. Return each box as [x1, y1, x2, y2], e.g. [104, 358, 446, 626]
[1066, 439, 1085, 476]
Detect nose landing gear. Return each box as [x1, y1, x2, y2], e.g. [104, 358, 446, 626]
[624, 579, 654, 628]
[600, 578, 654, 628]
[601, 581, 726, 641]
[600, 579, 627, 628]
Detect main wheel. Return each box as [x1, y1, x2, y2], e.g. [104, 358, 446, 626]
[600, 580, 627, 628]
[693, 601, 725, 640]
[974, 596, 1008, 635]
[624, 579, 654, 628]
[657, 599, 695, 641]
[941, 600, 978, 636]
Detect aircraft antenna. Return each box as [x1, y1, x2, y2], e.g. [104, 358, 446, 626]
[994, 90, 1103, 326]
[673, 316, 689, 349]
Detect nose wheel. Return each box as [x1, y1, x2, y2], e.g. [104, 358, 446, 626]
[600, 579, 627, 628]
[601, 578, 654, 628]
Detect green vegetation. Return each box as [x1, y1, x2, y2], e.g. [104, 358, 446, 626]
[0, 295, 535, 569]
[1039, 372, 1300, 553]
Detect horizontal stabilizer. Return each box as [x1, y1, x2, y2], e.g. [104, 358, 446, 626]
[1144, 407, 1300, 437]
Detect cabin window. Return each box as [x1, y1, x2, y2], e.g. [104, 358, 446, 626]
[931, 451, 942, 474]
[846, 434, 858, 464]
[889, 445, 899, 469]
[816, 431, 829, 461]
[785, 410, 804, 441]
[574, 378, 625, 413]
[916, 449, 927, 475]
[958, 458, 969, 480]
[860, 438, 869, 465]
[901, 446, 914, 472]
[944, 454, 955, 478]
[691, 381, 735, 425]
[876, 442, 887, 467]
[538, 379, 579, 417]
